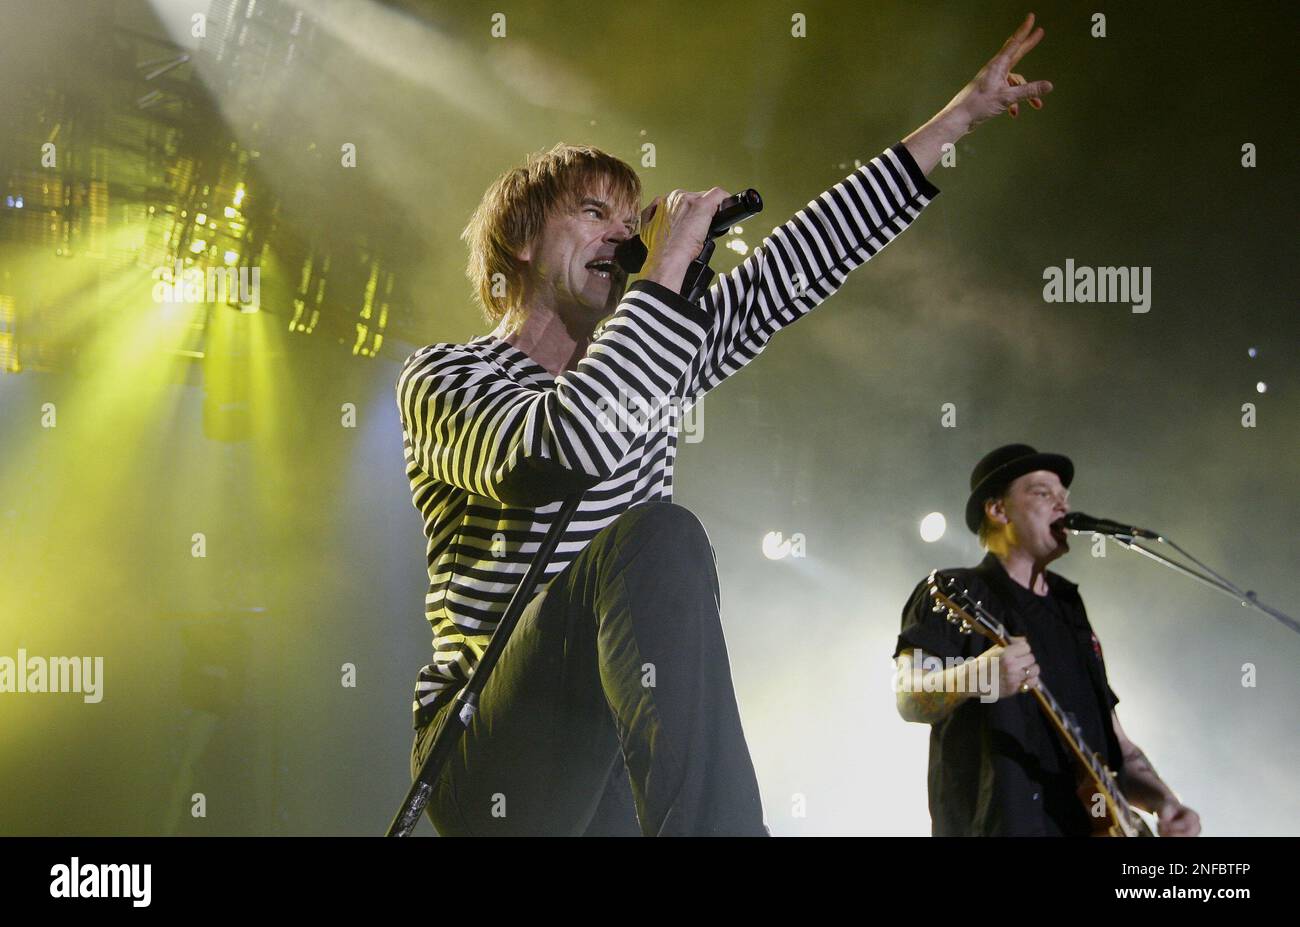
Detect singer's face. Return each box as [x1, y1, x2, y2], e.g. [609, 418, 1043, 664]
[524, 180, 639, 327]
[998, 470, 1072, 562]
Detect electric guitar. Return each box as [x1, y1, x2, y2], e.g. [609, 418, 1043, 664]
[926, 570, 1154, 837]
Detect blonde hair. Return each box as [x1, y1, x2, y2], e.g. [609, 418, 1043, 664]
[461, 143, 641, 329]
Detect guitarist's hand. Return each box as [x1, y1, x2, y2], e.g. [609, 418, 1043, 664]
[984, 635, 1040, 700]
[1157, 801, 1202, 837]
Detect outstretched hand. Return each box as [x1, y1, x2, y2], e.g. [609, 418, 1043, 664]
[902, 14, 1055, 175]
[945, 13, 1054, 130]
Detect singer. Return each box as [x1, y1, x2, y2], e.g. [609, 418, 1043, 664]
[893, 444, 1201, 836]
[398, 15, 1055, 836]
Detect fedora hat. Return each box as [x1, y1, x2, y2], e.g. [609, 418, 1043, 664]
[965, 444, 1074, 533]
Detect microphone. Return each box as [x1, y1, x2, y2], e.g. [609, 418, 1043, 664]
[709, 188, 763, 239]
[614, 188, 763, 276]
[1062, 512, 1160, 540]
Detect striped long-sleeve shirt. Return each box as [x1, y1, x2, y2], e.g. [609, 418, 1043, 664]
[397, 142, 940, 727]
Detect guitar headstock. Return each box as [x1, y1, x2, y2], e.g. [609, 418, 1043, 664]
[926, 570, 1009, 647]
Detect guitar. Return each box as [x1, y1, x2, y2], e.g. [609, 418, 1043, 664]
[926, 570, 1154, 837]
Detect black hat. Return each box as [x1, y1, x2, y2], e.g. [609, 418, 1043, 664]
[965, 444, 1074, 533]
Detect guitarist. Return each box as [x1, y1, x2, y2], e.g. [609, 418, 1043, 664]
[893, 444, 1200, 836]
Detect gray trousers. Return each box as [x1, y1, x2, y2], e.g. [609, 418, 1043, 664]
[409, 501, 768, 836]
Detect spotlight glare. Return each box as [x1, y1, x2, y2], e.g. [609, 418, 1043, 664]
[919, 512, 946, 543]
[1256, 381, 1267, 394]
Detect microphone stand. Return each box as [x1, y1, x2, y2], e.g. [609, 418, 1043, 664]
[387, 188, 764, 836]
[387, 492, 583, 836]
[1089, 530, 1300, 637]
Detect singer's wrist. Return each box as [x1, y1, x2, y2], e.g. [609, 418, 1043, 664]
[903, 109, 971, 176]
[639, 255, 690, 293]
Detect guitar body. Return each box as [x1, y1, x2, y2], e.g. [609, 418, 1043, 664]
[1076, 770, 1154, 837]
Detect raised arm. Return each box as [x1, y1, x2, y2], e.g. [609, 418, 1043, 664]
[677, 13, 1053, 403]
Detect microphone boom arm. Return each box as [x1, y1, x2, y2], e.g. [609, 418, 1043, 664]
[1103, 532, 1300, 638]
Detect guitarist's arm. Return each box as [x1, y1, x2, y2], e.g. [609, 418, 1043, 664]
[1111, 710, 1202, 836]
[895, 638, 1040, 724]
[895, 650, 976, 723]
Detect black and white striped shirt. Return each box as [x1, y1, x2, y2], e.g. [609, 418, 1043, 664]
[397, 142, 939, 727]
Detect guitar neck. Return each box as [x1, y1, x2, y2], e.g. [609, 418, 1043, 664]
[1031, 680, 1133, 819]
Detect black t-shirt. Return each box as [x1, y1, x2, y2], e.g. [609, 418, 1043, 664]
[894, 554, 1122, 836]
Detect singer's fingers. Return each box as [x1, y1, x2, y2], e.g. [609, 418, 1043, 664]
[1009, 78, 1053, 103]
[701, 186, 732, 207]
[637, 195, 671, 254]
[1009, 23, 1045, 70]
[992, 13, 1037, 74]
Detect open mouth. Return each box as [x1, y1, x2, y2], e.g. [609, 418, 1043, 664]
[585, 259, 616, 279]
[1050, 519, 1068, 541]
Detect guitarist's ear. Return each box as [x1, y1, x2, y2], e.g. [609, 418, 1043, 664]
[984, 496, 1010, 527]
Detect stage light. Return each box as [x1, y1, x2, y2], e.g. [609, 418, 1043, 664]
[1256, 382, 1267, 394]
[761, 531, 792, 560]
[233, 185, 245, 206]
[919, 512, 946, 543]
[224, 206, 238, 219]
[195, 213, 207, 225]
[1247, 346, 1257, 358]
[223, 250, 239, 265]
[189, 239, 207, 253]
